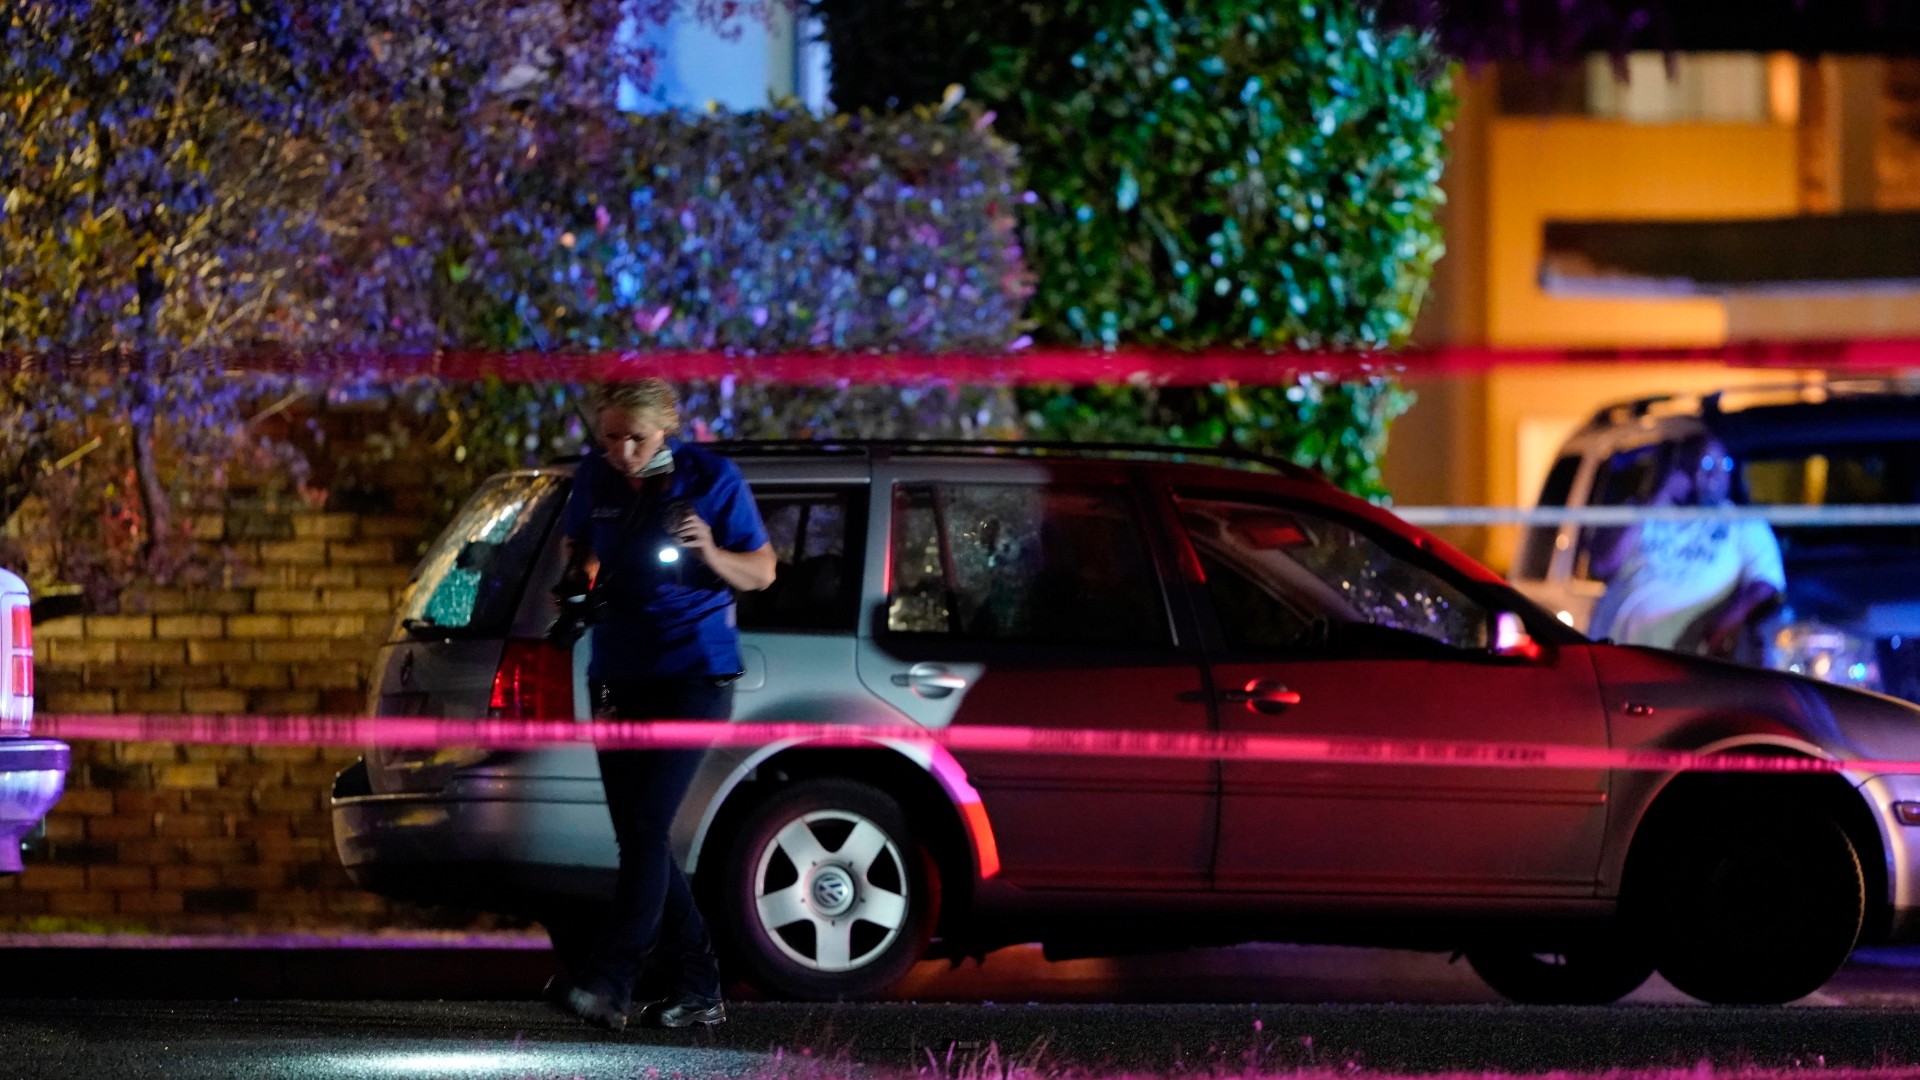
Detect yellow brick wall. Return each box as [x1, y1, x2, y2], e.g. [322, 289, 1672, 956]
[0, 405, 524, 935]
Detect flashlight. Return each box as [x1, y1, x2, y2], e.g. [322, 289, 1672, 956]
[658, 499, 691, 578]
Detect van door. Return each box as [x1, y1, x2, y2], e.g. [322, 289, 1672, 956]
[852, 459, 1215, 891]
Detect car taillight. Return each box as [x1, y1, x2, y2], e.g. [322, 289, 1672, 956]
[2, 596, 29, 736]
[488, 640, 575, 720]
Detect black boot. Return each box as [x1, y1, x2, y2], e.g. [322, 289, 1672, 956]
[543, 975, 627, 1031]
[635, 993, 726, 1029]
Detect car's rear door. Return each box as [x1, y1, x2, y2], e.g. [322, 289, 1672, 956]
[853, 456, 1216, 891]
[1164, 484, 1611, 899]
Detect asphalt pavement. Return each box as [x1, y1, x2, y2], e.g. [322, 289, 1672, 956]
[12, 996, 1920, 1080]
[10, 943, 1920, 1079]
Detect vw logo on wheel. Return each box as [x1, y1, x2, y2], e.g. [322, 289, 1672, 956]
[753, 808, 910, 973]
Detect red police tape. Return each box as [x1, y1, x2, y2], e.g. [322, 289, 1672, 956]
[9, 337, 1911, 388]
[28, 712, 1918, 776]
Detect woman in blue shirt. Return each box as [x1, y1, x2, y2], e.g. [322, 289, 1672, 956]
[550, 379, 774, 1031]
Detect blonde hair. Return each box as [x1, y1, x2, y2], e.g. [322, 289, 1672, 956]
[592, 379, 682, 435]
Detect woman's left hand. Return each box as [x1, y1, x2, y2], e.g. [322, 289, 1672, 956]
[671, 510, 716, 557]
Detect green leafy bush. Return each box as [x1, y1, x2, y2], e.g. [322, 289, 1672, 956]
[1020, 377, 1412, 498]
[807, 0, 1451, 495]
[373, 100, 1031, 520]
[441, 102, 1029, 355]
[981, 0, 1451, 349]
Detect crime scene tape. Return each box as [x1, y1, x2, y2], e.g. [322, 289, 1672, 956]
[13, 339, 1920, 385]
[1391, 504, 1920, 527]
[28, 713, 1918, 777]
[202, 341, 1920, 382]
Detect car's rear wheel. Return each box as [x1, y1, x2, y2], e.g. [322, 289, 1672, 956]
[1629, 803, 1863, 1005]
[716, 778, 939, 1000]
[1466, 942, 1654, 1004]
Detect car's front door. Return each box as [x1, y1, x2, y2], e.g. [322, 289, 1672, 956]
[1169, 490, 1610, 898]
[853, 459, 1215, 891]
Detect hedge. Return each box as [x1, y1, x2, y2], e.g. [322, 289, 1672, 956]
[440, 102, 1030, 355]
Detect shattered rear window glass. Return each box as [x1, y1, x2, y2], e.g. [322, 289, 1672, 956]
[400, 473, 561, 633]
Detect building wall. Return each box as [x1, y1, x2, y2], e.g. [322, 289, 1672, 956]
[0, 410, 502, 934]
[1485, 118, 1800, 346]
[1387, 63, 1895, 572]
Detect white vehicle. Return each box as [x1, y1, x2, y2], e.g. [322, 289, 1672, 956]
[0, 568, 65, 874]
[1512, 383, 1920, 703]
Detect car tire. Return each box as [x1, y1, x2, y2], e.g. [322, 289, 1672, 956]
[716, 778, 939, 1001]
[1629, 804, 1864, 1005]
[1466, 943, 1654, 1005]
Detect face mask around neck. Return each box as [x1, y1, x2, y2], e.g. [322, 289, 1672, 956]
[636, 446, 675, 478]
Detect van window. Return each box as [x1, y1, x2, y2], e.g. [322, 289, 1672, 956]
[736, 488, 865, 633]
[1573, 441, 1674, 580]
[1515, 454, 1581, 580]
[399, 473, 562, 635]
[887, 484, 1169, 646]
[1745, 445, 1920, 551]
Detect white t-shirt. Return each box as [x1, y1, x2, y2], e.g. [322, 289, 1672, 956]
[1590, 517, 1786, 650]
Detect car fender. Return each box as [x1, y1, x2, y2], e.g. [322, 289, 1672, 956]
[1601, 728, 1848, 892]
[683, 733, 999, 881]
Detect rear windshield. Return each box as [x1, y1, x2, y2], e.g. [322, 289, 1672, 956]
[398, 472, 563, 636]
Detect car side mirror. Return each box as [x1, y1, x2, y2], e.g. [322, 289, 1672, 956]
[1490, 610, 1542, 661]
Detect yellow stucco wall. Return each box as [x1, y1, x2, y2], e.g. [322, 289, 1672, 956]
[1487, 119, 1800, 346]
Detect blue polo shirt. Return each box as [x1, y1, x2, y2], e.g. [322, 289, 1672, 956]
[562, 440, 769, 679]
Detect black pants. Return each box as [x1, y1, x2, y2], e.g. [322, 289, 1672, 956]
[577, 676, 731, 1008]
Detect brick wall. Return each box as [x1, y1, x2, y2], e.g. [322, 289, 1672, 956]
[0, 402, 522, 934]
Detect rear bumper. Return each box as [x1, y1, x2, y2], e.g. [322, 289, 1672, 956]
[0, 739, 69, 874]
[330, 762, 617, 910]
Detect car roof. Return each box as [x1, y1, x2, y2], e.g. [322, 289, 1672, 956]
[1580, 382, 1920, 454]
[551, 439, 1335, 485]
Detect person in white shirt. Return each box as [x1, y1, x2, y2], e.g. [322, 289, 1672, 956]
[1589, 434, 1785, 658]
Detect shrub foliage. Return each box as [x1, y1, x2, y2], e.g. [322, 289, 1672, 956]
[813, 0, 1453, 495]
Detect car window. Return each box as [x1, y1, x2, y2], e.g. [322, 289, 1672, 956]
[887, 483, 1169, 646]
[735, 488, 865, 633]
[1573, 440, 1675, 581]
[1515, 454, 1581, 580]
[1176, 495, 1489, 652]
[400, 472, 562, 634]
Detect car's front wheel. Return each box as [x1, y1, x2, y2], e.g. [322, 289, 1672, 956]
[716, 778, 939, 1000]
[1629, 802, 1864, 1005]
[1466, 942, 1655, 1004]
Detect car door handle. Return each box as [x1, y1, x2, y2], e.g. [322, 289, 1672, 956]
[891, 663, 968, 697]
[1217, 678, 1302, 714]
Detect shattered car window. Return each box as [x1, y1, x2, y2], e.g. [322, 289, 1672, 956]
[400, 473, 560, 633]
[1178, 496, 1488, 650]
[888, 483, 1167, 646]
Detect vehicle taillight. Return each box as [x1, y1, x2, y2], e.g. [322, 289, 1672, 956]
[3, 596, 29, 736]
[488, 640, 575, 720]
